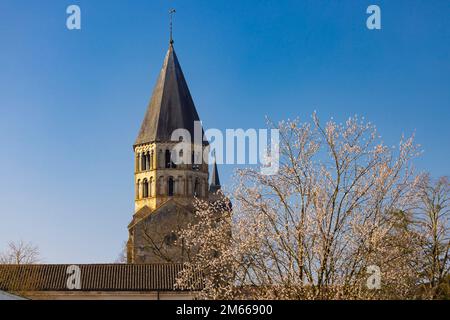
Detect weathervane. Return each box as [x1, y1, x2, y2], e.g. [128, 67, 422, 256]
[169, 8, 176, 44]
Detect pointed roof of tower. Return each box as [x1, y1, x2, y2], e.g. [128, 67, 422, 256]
[135, 43, 202, 146]
[209, 157, 221, 193]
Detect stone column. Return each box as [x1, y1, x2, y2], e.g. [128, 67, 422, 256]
[150, 150, 154, 170]
[138, 153, 142, 172]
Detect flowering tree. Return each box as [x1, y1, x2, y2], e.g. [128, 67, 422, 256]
[115, 241, 128, 263]
[176, 114, 426, 299]
[414, 176, 449, 298]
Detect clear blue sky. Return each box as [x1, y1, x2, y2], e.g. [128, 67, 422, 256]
[0, 0, 449, 263]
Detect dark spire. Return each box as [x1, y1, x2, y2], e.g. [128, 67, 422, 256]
[135, 44, 203, 146]
[209, 155, 221, 193]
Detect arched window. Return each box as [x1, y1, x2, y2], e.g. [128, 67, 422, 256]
[158, 150, 163, 168]
[141, 153, 146, 171]
[143, 179, 149, 198]
[136, 179, 141, 199]
[165, 150, 171, 168]
[145, 152, 150, 170]
[194, 178, 200, 197]
[135, 154, 139, 172]
[149, 177, 153, 197]
[164, 149, 177, 168]
[192, 151, 200, 170]
[168, 176, 174, 196]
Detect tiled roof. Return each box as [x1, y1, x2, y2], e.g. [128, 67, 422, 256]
[0, 263, 201, 292]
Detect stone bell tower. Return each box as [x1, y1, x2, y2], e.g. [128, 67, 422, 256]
[127, 40, 219, 264]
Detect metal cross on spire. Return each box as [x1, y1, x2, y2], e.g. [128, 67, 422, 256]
[169, 8, 176, 45]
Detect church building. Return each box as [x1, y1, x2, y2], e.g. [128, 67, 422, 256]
[127, 39, 221, 264]
[0, 35, 220, 300]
